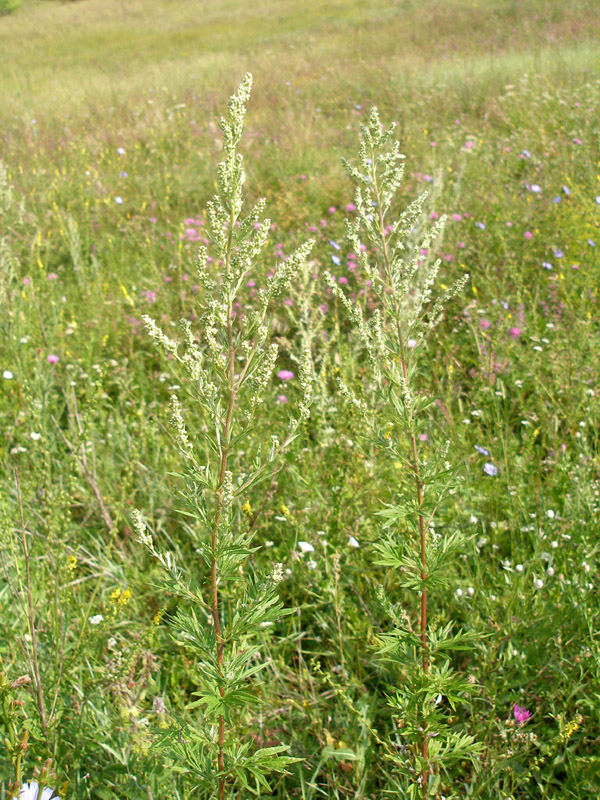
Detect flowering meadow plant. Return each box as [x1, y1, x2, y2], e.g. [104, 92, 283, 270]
[133, 74, 314, 798]
[327, 108, 482, 797]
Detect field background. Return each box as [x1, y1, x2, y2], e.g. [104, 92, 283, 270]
[1, 0, 600, 798]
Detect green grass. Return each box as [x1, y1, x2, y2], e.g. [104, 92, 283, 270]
[1, 0, 599, 798]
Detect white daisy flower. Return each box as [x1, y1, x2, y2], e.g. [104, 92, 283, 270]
[20, 782, 60, 800]
[297, 541, 314, 554]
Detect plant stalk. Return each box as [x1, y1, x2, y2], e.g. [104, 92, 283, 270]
[15, 472, 48, 742]
[374, 173, 429, 797]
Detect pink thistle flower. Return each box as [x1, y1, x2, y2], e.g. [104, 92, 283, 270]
[513, 704, 532, 724]
[328, 206, 336, 214]
[509, 327, 522, 339]
[345, 203, 356, 212]
[480, 318, 491, 330]
[524, 231, 533, 239]
[277, 370, 294, 381]
[47, 272, 59, 280]
[276, 394, 289, 404]
[47, 354, 59, 364]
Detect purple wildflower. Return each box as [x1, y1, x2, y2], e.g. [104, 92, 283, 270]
[513, 705, 532, 724]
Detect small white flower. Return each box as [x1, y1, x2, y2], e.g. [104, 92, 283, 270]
[583, 562, 590, 573]
[546, 509, 555, 519]
[307, 559, 317, 569]
[3, 370, 13, 380]
[88, 614, 104, 625]
[348, 535, 359, 548]
[117, 147, 126, 155]
[467, 586, 475, 596]
[30, 432, 41, 441]
[455, 588, 463, 598]
[533, 578, 544, 590]
[469, 515, 478, 524]
[547, 567, 555, 577]
[490, 594, 497, 602]
[297, 541, 314, 554]
[115, 196, 124, 204]
[515, 564, 524, 573]
[551, 540, 558, 549]
[20, 782, 60, 800]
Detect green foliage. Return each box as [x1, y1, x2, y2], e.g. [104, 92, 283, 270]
[0, 0, 20, 17]
[0, 2, 599, 799]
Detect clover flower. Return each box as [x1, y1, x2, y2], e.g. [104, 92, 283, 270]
[513, 704, 532, 724]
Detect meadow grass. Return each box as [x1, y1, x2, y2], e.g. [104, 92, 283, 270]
[1, 0, 599, 798]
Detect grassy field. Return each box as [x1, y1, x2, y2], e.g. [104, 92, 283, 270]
[1, 1, 600, 798]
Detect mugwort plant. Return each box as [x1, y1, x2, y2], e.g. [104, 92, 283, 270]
[327, 109, 483, 797]
[133, 75, 314, 799]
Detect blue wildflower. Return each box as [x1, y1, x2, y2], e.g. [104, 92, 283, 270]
[475, 445, 490, 456]
[483, 463, 499, 476]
